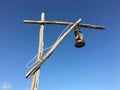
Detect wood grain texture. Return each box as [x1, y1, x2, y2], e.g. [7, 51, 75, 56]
[30, 12, 45, 90]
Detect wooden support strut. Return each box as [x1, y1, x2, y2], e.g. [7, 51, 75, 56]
[24, 20, 105, 30]
[25, 18, 82, 78]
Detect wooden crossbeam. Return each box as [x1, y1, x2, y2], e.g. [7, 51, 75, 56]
[24, 20, 105, 30]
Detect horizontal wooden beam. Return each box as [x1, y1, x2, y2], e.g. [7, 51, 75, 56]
[24, 20, 105, 30]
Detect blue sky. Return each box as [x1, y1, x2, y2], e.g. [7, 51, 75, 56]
[0, 0, 120, 90]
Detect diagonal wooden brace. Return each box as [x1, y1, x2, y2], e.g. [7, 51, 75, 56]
[25, 18, 82, 78]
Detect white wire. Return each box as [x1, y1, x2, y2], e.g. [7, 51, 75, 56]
[56, 24, 71, 41]
[26, 54, 38, 69]
[43, 24, 72, 51]
[26, 24, 72, 69]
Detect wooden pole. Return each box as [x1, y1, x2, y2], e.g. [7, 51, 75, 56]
[24, 20, 105, 30]
[30, 12, 45, 90]
[25, 18, 82, 78]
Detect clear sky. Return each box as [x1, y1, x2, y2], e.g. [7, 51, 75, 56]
[0, 0, 120, 90]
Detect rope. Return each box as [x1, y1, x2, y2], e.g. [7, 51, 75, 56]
[26, 24, 72, 69]
[43, 24, 72, 51]
[26, 54, 38, 69]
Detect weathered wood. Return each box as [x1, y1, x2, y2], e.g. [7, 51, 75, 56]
[24, 20, 105, 30]
[25, 18, 82, 78]
[30, 12, 45, 90]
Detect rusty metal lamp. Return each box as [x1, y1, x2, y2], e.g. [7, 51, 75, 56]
[74, 26, 85, 48]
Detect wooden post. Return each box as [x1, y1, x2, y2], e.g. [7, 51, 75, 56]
[30, 12, 45, 90]
[24, 12, 105, 90]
